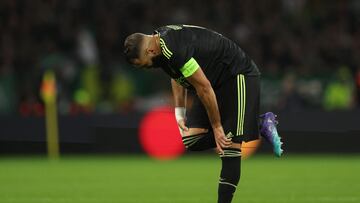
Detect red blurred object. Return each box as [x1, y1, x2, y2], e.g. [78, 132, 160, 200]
[33, 103, 44, 117]
[139, 106, 185, 160]
[19, 102, 44, 117]
[19, 102, 31, 117]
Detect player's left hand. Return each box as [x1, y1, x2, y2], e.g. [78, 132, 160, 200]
[213, 126, 232, 154]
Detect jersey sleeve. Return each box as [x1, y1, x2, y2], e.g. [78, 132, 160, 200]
[160, 28, 200, 78]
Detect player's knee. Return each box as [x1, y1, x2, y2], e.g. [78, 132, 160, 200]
[219, 148, 242, 158]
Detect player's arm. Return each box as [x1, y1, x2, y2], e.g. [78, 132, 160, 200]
[186, 68, 231, 151]
[171, 79, 186, 107]
[171, 79, 188, 131]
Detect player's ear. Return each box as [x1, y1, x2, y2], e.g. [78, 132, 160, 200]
[146, 46, 156, 56]
[146, 37, 159, 56]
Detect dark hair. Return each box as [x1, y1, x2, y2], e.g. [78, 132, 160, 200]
[123, 33, 144, 64]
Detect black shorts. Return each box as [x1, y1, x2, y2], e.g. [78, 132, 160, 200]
[187, 74, 260, 143]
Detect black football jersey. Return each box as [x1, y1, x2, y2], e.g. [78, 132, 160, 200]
[153, 25, 260, 90]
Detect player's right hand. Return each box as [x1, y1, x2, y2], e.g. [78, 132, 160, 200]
[213, 126, 232, 154]
[177, 119, 189, 132]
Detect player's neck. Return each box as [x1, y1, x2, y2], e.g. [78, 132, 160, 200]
[150, 34, 161, 56]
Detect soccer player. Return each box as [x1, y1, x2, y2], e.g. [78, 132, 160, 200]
[124, 24, 283, 203]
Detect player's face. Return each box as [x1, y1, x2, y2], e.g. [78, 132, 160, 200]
[132, 55, 153, 69]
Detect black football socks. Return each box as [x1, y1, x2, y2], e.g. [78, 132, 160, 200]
[218, 148, 241, 203]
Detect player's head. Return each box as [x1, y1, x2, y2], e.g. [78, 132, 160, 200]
[124, 33, 160, 69]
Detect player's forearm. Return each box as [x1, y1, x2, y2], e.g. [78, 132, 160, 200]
[196, 84, 222, 129]
[171, 79, 187, 107]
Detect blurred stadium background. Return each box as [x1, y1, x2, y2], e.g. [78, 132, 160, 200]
[0, 0, 359, 202]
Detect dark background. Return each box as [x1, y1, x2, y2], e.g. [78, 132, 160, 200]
[0, 0, 359, 155]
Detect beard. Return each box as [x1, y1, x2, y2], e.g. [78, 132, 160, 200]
[148, 54, 164, 69]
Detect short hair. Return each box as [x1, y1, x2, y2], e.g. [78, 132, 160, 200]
[124, 33, 144, 64]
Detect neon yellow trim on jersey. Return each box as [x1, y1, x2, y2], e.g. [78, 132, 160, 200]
[180, 58, 199, 77]
[159, 38, 173, 59]
[236, 74, 246, 135]
[241, 74, 246, 135]
[159, 41, 171, 59]
[237, 75, 241, 135]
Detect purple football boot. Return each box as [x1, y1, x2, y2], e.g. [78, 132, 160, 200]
[260, 112, 283, 157]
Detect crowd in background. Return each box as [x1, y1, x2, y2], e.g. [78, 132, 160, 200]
[0, 0, 360, 116]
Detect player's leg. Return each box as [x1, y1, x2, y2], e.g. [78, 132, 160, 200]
[182, 75, 260, 203]
[217, 141, 241, 203]
[181, 94, 216, 151]
[215, 74, 261, 203]
[180, 127, 241, 203]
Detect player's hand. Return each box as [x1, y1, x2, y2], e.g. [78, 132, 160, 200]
[177, 119, 189, 132]
[213, 126, 232, 154]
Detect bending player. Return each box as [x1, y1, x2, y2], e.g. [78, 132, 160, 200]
[124, 24, 283, 203]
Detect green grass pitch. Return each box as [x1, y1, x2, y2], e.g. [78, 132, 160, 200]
[0, 154, 359, 203]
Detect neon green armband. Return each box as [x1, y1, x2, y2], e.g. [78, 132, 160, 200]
[180, 58, 199, 77]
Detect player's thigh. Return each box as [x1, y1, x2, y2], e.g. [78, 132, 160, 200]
[216, 75, 260, 143]
[186, 92, 211, 129]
